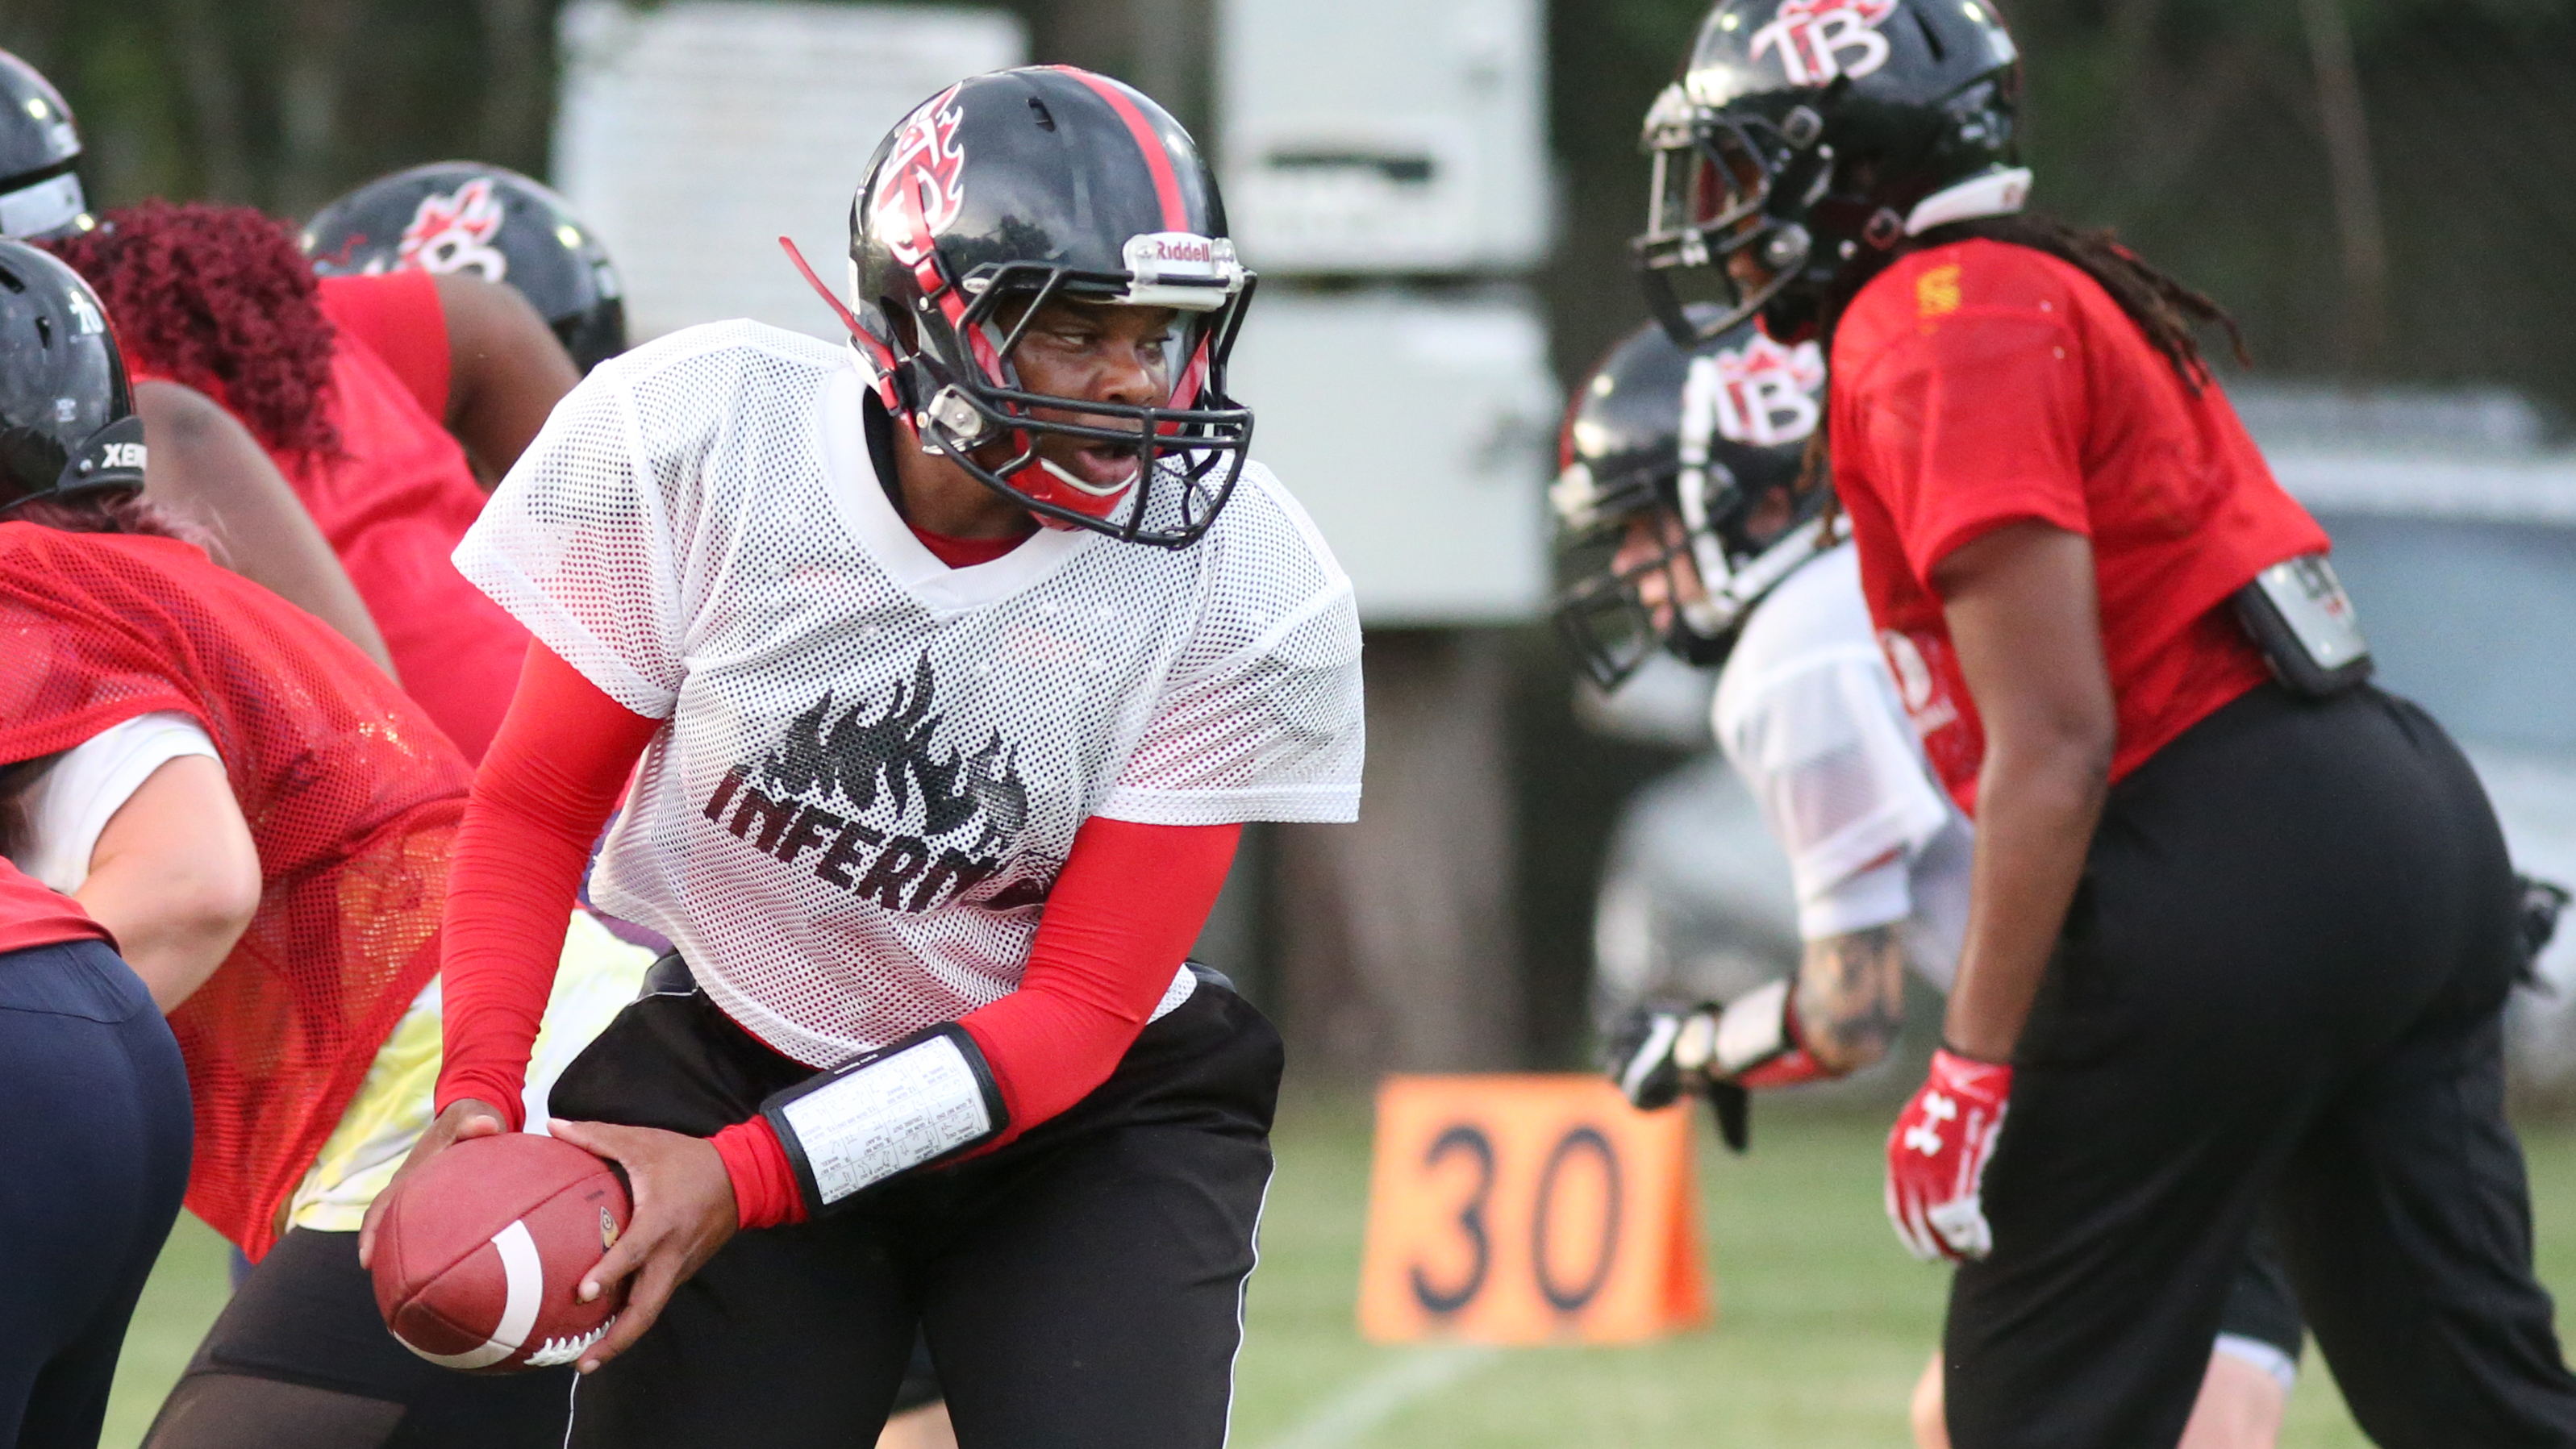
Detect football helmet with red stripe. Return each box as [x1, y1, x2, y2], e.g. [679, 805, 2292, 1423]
[835, 67, 1254, 548]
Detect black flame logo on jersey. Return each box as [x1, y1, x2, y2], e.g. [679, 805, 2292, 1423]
[701, 655, 1050, 914]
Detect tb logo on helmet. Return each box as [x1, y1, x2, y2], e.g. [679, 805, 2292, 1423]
[1684, 334, 1824, 450]
[1751, 0, 1898, 85]
[877, 88, 969, 267]
[397, 177, 509, 282]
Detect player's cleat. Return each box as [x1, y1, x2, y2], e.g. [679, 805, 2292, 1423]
[369, 1133, 631, 1373]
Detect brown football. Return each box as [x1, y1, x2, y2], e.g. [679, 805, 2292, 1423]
[369, 1132, 631, 1374]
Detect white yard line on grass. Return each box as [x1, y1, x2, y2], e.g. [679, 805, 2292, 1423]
[1258, 1345, 1502, 1449]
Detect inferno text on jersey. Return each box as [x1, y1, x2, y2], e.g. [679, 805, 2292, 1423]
[700, 654, 1048, 914]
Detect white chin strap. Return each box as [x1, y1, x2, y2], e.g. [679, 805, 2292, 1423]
[1904, 167, 2033, 235]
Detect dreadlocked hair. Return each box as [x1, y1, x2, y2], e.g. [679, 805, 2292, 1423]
[1820, 213, 2250, 390]
[40, 201, 342, 467]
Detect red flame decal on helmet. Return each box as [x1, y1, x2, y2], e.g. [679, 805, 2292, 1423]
[877, 87, 969, 269]
[397, 177, 509, 281]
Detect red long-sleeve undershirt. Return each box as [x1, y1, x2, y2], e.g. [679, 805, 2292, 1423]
[436, 622, 1239, 1230]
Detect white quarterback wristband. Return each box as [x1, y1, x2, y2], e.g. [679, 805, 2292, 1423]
[1711, 978, 1793, 1077]
[760, 1024, 1008, 1216]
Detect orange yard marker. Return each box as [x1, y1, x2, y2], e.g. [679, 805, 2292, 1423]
[1356, 1075, 1711, 1345]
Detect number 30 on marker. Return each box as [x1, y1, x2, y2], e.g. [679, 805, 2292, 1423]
[1356, 1075, 1711, 1344]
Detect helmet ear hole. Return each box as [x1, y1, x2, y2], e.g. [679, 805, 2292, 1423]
[883, 305, 920, 351]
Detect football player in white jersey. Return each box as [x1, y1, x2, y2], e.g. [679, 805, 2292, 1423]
[1564, 315, 2303, 1449]
[366, 68, 1363, 1448]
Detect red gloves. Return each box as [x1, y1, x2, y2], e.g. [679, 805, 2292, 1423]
[1885, 1047, 2012, 1261]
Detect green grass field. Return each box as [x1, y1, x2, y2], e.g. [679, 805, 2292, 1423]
[98, 1094, 2576, 1448]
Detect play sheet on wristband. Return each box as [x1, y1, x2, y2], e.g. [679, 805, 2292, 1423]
[779, 1036, 994, 1204]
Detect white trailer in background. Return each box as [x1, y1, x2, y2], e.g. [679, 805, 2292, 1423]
[1217, 0, 1557, 1074]
[552, 1, 1024, 344]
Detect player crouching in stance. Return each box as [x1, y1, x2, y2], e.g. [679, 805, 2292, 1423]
[0, 248, 648, 1447]
[1632, 1, 2576, 1445]
[0, 243, 194, 1449]
[1571, 314, 2305, 1449]
[0, 48, 398, 676]
[373, 68, 1363, 1447]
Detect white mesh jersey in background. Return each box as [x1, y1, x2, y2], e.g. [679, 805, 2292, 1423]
[1711, 542, 1969, 990]
[457, 320, 1364, 1068]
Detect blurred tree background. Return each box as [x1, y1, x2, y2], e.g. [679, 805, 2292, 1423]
[21, 0, 2575, 410]
[13, 0, 2574, 1068]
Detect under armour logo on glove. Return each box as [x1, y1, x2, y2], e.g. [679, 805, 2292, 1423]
[1901, 1092, 1956, 1155]
[1885, 1049, 2011, 1263]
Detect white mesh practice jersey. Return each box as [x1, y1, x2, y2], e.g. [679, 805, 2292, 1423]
[456, 321, 1364, 1068]
[1711, 543, 1970, 990]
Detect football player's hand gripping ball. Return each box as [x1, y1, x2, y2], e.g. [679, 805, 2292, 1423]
[1885, 1048, 2011, 1262]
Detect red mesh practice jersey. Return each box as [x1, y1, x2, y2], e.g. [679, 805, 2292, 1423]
[293, 273, 530, 762]
[0, 856, 109, 955]
[1828, 239, 2330, 812]
[121, 273, 528, 761]
[0, 525, 470, 1256]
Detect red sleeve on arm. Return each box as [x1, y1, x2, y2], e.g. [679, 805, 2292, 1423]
[435, 643, 661, 1129]
[713, 815, 1241, 1231]
[964, 818, 1241, 1132]
[315, 273, 452, 420]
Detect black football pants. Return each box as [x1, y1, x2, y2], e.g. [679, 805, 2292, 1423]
[144, 1228, 577, 1449]
[1945, 683, 2576, 1448]
[548, 963, 1281, 1449]
[0, 939, 192, 1449]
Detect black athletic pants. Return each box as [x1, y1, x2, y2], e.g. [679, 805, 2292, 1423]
[548, 963, 1282, 1448]
[144, 1228, 577, 1449]
[1945, 683, 2576, 1448]
[0, 939, 192, 1449]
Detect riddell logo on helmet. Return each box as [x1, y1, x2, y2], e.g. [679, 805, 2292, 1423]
[1753, 0, 1898, 85]
[878, 87, 969, 267]
[398, 178, 509, 282]
[1684, 334, 1824, 448]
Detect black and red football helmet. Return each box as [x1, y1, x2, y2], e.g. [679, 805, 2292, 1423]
[302, 163, 629, 374]
[796, 66, 1256, 549]
[1636, 0, 2026, 348]
[1550, 308, 1829, 689]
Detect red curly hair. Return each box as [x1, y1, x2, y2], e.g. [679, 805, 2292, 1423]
[42, 200, 342, 465]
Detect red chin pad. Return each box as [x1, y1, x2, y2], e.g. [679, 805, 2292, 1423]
[1004, 453, 1136, 525]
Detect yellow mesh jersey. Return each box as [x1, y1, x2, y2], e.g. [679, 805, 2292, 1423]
[286, 910, 652, 1232]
